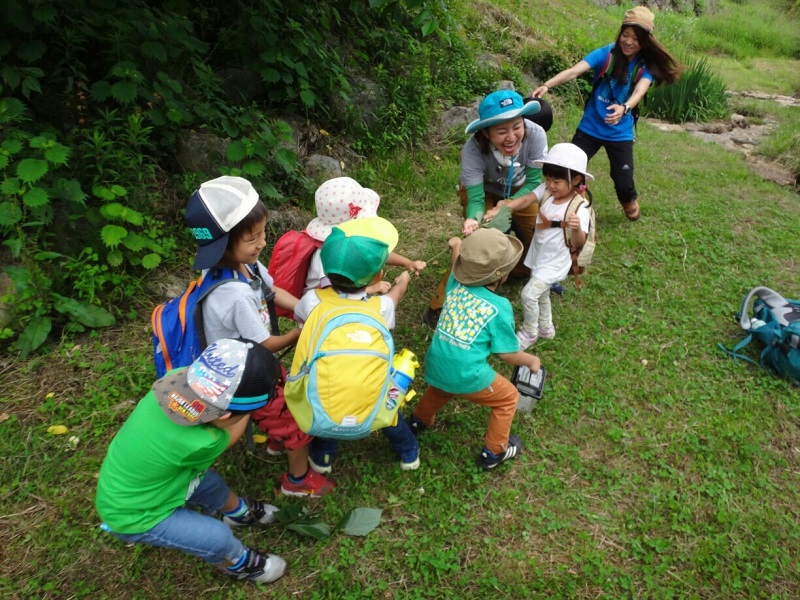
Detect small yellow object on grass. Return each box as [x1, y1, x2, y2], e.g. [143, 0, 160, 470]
[47, 425, 69, 435]
[252, 434, 268, 444]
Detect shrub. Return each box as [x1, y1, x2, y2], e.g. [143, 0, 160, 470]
[645, 57, 729, 123]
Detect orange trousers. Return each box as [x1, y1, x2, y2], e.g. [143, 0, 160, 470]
[413, 373, 519, 455]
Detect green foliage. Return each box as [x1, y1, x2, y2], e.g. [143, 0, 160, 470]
[219, 112, 308, 199]
[646, 57, 730, 123]
[1, 0, 460, 355]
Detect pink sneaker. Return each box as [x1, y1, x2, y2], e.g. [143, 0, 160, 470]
[516, 328, 538, 351]
[279, 470, 336, 498]
[538, 325, 556, 340]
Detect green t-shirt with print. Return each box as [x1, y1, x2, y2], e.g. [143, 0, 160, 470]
[423, 274, 519, 394]
[95, 390, 229, 534]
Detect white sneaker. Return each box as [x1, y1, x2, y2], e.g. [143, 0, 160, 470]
[400, 453, 420, 471]
[516, 329, 538, 351]
[228, 549, 287, 584]
[538, 325, 556, 340]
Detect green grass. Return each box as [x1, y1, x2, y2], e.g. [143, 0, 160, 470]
[757, 105, 800, 176]
[706, 56, 800, 95]
[690, 0, 800, 60]
[3, 1, 800, 599]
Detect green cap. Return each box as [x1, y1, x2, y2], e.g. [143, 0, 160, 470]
[321, 227, 390, 288]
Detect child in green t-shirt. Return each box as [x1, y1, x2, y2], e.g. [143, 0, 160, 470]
[408, 228, 542, 470]
[96, 339, 287, 584]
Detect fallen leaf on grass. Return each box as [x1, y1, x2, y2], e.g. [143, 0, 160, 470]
[339, 508, 382, 536]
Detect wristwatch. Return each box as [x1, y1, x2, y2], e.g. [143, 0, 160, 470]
[623, 103, 631, 115]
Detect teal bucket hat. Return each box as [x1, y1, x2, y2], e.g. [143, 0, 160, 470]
[465, 90, 541, 135]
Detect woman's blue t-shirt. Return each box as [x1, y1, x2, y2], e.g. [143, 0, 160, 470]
[577, 43, 653, 142]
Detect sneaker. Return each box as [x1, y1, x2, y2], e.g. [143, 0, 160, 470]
[407, 415, 428, 436]
[516, 328, 538, 351]
[400, 448, 420, 471]
[308, 453, 333, 475]
[422, 307, 441, 330]
[280, 470, 336, 498]
[265, 438, 285, 456]
[227, 548, 287, 584]
[538, 325, 556, 340]
[550, 283, 566, 297]
[477, 434, 523, 470]
[222, 498, 279, 528]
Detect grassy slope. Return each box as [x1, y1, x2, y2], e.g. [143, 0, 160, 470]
[2, 1, 800, 599]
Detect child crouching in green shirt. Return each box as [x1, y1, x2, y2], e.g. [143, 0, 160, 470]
[409, 228, 542, 469]
[96, 339, 288, 584]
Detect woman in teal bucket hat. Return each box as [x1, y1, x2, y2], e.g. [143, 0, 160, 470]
[423, 89, 549, 330]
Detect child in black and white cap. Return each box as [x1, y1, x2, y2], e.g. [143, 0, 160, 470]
[96, 339, 288, 584]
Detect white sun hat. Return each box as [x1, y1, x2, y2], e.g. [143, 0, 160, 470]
[305, 177, 380, 242]
[533, 143, 594, 181]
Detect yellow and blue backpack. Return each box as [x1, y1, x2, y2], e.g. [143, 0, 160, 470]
[285, 287, 406, 439]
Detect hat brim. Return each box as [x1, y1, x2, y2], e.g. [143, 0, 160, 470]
[465, 101, 541, 135]
[452, 235, 524, 287]
[305, 218, 334, 242]
[532, 158, 594, 181]
[335, 216, 399, 252]
[192, 234, 230, 270]
[622, 18, 654, 33]
[153, 368, 228, 426]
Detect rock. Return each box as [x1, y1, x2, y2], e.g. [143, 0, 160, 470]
[175, 130, 228, 175]
[476, 53, 503, 72]
[332, 76, 388, 131]
[304, 154, 341, 183]
[731, 114, 748, 128]
[268, 206, 312, 236]
[697, 122, 733, 134]
[434, 105, 477, 134]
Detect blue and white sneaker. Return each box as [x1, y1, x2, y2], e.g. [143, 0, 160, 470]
[477, 435, 523, 470]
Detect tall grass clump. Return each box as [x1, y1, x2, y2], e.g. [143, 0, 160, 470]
[646, 57, 729, 123]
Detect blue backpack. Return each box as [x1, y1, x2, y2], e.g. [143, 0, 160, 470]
[719, 286, 800, 386]
[151, 265, 278, 377]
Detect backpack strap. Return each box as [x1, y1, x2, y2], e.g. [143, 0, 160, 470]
[589, 51, 645, 135]
[717, 334, 760, 367]
[535, 194, 590, 289]
[248, 263, 280, 336]
[194, 267, 250, 350]
[737, 286, 789, 330]
[534, 194, 586, 244]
